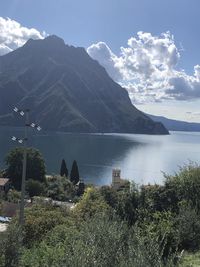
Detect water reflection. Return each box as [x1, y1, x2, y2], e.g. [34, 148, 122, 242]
[0, 127, 200, 185]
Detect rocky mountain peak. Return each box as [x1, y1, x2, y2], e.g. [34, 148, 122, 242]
[0, 37, 169, 135]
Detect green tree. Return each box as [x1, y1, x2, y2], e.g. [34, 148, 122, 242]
[137, 210, 179, 260]
[175, 204, 200, 251]
[139, 184, 178, 213]
[5, 147, 46, 190]
[115, 189, 139, 225]
[164, 163, 200, 212]
[70, 160, 79, 185]
[26, 179, 45, 198]
[23, 205, 68, 247]
[77, 180, 85, 196]
[99, 186, 118, 208]
[46, 175, 75, 201]
[60, 159, 68, 177]
[73, 187, 110, 220]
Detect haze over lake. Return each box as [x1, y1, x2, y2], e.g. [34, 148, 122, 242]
[0, 127, 199, 186]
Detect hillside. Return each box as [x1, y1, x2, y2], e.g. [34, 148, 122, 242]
[0, 35, 168, 134]
[148, 114, 200, 132]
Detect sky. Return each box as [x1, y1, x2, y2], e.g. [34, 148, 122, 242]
[1, 0, 200, 122]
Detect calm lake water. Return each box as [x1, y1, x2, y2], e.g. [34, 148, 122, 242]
[0, 127, 199, 185]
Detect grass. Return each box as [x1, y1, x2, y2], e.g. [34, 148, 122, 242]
[181, 252, 200, 267]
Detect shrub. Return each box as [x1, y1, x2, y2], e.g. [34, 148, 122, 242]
[6, 189, 21, 203]
[23, 205, 68, 247]
[175, 204, 200, 251]
[46, 175, 75, 201]
[164, 163, 200, 212]
[73, 187, 110, 220]
[26, 179, 45, 198]
[19, 214, 179, 267]
[0, 223, 23, 267]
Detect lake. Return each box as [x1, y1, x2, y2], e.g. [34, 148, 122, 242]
[0, 127, 199, 186]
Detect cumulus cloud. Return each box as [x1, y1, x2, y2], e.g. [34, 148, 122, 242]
[87, 32, 200, 103]
[0, 17, 46, 56]
[87, 42, 122, 81]
[167, 70, 200, 100]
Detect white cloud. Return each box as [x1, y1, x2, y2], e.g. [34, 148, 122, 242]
[87, 42, 122, 81]
[1, 18, 199, 105]
[194, 65, 200, 81]
[167, 69, 200, 100]
[87, 32, 200, 103]
[0, 17, 46, 56]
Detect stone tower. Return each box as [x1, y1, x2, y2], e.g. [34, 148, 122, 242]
[112, 168, 121, 189]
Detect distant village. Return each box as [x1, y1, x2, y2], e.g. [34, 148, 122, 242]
[0, 167, 129, 232]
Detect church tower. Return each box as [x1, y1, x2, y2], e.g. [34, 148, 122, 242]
[112, 168, 121, 189]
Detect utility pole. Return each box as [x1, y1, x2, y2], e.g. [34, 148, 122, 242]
[12, 107, 41, 226]
[19, 109, 29, 225]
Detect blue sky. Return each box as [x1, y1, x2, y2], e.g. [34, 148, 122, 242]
[1, 0, 200, 122]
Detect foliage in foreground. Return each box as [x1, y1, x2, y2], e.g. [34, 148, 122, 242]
[180, 251, 200, 267]
[0, 223, 22, 267]
[1, 163, 200, 266]
[0, 203, 180, 267]
[19, 215, 178, 267]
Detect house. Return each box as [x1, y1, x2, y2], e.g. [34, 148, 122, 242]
[0, 178, 10, 193]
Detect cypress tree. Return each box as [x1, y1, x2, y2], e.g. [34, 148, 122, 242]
[77, 179, 85, 196]
[60, 159, 68, 177]
[70, 160, 80, 185]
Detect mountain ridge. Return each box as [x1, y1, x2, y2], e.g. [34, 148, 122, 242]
[147, 114, 200, 132]
[0, 35, 168, 135]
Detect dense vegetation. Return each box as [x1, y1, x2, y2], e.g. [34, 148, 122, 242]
[1, 147, 82, 202]
[1, 156, 200, 266]
[4, 147, 46, 190]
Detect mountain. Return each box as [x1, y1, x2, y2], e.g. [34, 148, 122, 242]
[0, 35, 168, 134]
[148, 114, 200, 132]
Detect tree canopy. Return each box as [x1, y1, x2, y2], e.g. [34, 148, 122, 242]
[26, 179, 45, 198]
[60, 159, 68, 177]
[70, 160, 79, 185]
[5, 147, 46, 190]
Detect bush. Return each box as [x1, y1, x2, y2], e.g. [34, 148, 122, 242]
[175, 204, 200, 251]
[23, 205, 68, 247]
[164, 163, 200, 212]
[123, 226, 179, 267]
[19, 214, 179, 267]
[73, 187, 110, 220]
[46, 175, 75, 201]
[115, 186, 139, 225]
[6, 189, 21, 203]
[0, 223, 23, 267]
[139, 184, 179, 213]
[100, 183, 139, 225]
[137, 210, 179, 260]
[26, 179, 45, 198]
[99, 185, 118, 208]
